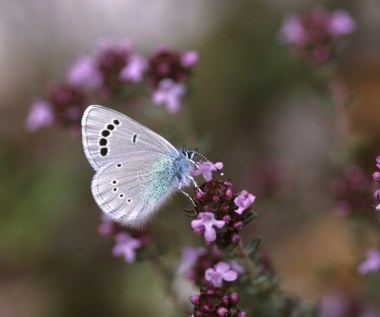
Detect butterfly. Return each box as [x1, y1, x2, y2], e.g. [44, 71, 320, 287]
[81, 105, 197, 226]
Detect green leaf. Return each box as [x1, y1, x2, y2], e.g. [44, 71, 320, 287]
[246, 237, 261, 258]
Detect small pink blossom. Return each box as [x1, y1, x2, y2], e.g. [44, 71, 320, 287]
[191, 212, 225, 243]
[358, 248, 380, 275]
[278, 15, 305, 44]
[328, 10, 356, 36]
[205, 261, 238, 287]
[234, 190, 255, 214]
[67, 56, 102, 88]
[112, 232, 142, 263]
[25, 100, 54, 132]
[192, 161, 224, 182]
[119, 54, 147, 83]
[181, 50, 198, 67]
[177, 247, 206, 275]
[98, 214, 114, 236]
[152, 79, 185, 113]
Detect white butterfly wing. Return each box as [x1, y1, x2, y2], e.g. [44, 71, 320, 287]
[81, 105, 182, 226]
[91, 154, 179, 226]
[81, 105, 178, 171]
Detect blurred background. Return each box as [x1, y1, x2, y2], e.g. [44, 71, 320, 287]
[1, 0, 380, 316]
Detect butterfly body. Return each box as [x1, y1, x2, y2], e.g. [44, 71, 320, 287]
[82, 105, 195, 226]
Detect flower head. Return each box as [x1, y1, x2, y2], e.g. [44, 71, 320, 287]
[152, 79, 185, 113]
[25, 100, 53, 132]
[112, 232, 143, 263]
[279, 7, 356, 64]
[94, 40, 130, 97]
[192, 161, 224, 182]
[192, 180, 256, 249]
[191, 212, 225, 243]
[190, 287, 246, 317]
[48, 83, 88, 129]
[147, 48, 195, 87]
[205, 261, 238, 287]
[234, 190, 256, 215]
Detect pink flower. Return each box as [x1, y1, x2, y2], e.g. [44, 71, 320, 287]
[67, 56, 102, 88]
[25, 100, 53, 132]
[192, 161, 224, 182]
[234, 190, 255, 214]
[177, 247, 206, 275]
[119, 54, 147, 83]
[278, 15, 305, 44]
[98, 214, 114, 236]
[152, 79, 185, 113]
[358, 248, 380, 275]
[112, 232, 142, 263]
[205, 261, 238, 287]
[181, 50, 198, 67]
[191, 212, 225, 243]
[328, 10, 356, 36]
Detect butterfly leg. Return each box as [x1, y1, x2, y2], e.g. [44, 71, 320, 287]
[178, 181, 196, 207]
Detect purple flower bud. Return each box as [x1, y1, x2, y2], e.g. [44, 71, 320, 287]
[233, 221, 243, 230]
[181, 50, 198, 67]
[225, 188, 234, 199]
[376, 156, 380, 169]
[229, 292, 240, 304]
[190, 294, 200, 304]
[221, 295, 229, 306]
[231, 233, 241, 244]
[237, 311, 248, 317]
[373, 171, 380, 183]
[217, 307, 229, 317]
[222, 215, 231, 223]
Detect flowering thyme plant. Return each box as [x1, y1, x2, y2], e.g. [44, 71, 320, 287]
[26, 40, 198, 132]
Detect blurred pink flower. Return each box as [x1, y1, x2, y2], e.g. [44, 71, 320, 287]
[25, 100, 53, 132]
[67, 56, 102, 88]
[177, 247, 206, 275]
[152, 79, 185, 113]
[181, 50, 199, 67]
[358, 248, 380, 275]
[279, 7, 355, 64]
[119, 54, 147, 83]
[328, 10, 356, 36]
[112, 232, 142, 263]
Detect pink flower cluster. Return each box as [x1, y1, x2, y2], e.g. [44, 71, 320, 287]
[189, 161, 256, 248]
[26, 40, 198, 131]
[372, 156, 380, 211]
[279, 7, 356, 64]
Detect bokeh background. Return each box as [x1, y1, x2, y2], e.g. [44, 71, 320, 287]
[1, 0, 380, 316]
